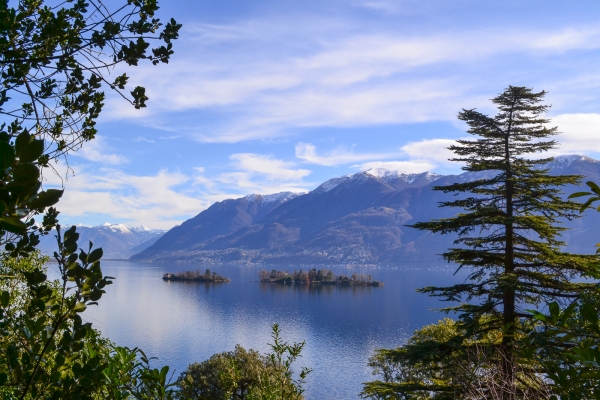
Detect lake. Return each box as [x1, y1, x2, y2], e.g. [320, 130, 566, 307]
[49, 260, 470, 399]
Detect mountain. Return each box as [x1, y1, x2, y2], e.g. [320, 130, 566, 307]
[38, 223, 166, 259]
[131, 155, 600, 265]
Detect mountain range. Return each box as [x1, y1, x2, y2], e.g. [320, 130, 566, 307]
[130, 155, 600, 265]
[37, 223, 166, 259]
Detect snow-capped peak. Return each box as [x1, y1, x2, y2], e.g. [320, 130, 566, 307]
[244, 194, 258, 202]
[130, 225, 154, 233]
[313, 174, 353, 193]
[365, 168, 442, 184]
[261, 192, 300, 205]
[550, 155, 596, 168]
[244, 192, 301, 206]
[100, 223, 132, 234]
[92, 223, 165, 234]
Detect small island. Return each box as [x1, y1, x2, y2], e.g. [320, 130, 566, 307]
[162, 269, 230, 283]
[258, 268, 383, 286]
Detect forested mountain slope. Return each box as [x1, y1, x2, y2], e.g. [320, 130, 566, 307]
[131, 156, 600, 265]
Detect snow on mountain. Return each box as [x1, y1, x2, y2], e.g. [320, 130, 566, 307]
[132, 154, 600, 264]
[131, 225, 152, 233]
[37, 223, 167, 259]
[313, 171, 376, 193]
[244, 192, 301, 206]
[261, 192, 301, 205]
[424, 171, 443, 182]
[100, 222, 132, 234]
[95, 223, 163, 234]
[548, 155, 599, 169]
[313, 174, 354, 193]
[365, 169, 443, 184]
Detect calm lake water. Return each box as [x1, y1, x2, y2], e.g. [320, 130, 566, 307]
[49, 261, 470, 399]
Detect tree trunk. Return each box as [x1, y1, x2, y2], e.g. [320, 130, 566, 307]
[502, 111, 516, 400]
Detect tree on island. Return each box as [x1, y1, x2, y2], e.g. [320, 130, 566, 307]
[362, 86, 598, 399]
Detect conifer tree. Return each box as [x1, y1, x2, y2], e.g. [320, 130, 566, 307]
[363, 86, 598, 399]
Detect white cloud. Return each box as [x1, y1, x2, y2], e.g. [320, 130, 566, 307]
[71, 136, 128, 165]
[353, 160, 436, 173]
[209, 153, 313, 195]
[393, 117, 600, 165]
[552, 113, 600, 154]
[99, 18, 600, 142]
[229, 153, 311, 180]
[295, 142, 397, 166]
[133, 136, 156, 143]
[44, 166, 208, 229]
[400, 138, 460, 164]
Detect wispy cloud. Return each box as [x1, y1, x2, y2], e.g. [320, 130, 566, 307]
[552, 113, 600, 154]
[229, 153, 311, 180]
[133, 136, 156, 143]
[216, 153, 312, 194]
[295, 142, 396, 166]
[44, 166, 208, 229]
[400, 138, 459, 164]
[71, 136, 128, 165]
[101, 18, 600, 142]
[353, 160, 436, 173]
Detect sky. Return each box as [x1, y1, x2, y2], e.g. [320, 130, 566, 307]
[45, 0, 600, 229]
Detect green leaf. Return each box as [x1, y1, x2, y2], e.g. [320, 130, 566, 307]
[19, 139, 44, 163]
[12, 163, 39, 183]
[28, 189, 63, 211]
[87, 248, 103, 263]
[526, 309, 547, 322]
[0, 141, 15, 172]
[14, 130, 30, 157]
[581, 303, 599, 325]
[549, 302, 560, 322]
[579, 197, 598, 213]
[73, 302, 86, 313]
[586, 181, 600, 193]
[0, 290, 9, 307]
[0, 216, 27, 233]
[568, 191, 592, 199]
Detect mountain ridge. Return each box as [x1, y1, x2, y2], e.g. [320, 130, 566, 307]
[131, 155, 600, 265]
[37, 223, 166, 259]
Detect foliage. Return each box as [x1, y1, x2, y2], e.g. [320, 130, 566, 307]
[177, 345, 266, 400]
[526, 294, 600, 399]
[516, 183, 600, 399]
[0, 233, 177, 399]
[569, 180, 600, 253]
[0, 0, 181, 253]
[163, 269, 230, 283]
[362, 317, 551, 399]
[362, 86, 599, 399]
[259, 268, 381, 286]
[0, 0, 180, 398]
[177, 324, 311, 400]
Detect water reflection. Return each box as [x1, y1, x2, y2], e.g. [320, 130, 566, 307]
[72, 261, 469, 400]
[257, 281, 377, 295]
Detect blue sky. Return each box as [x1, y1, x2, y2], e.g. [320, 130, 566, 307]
[48, 0, 600, 229]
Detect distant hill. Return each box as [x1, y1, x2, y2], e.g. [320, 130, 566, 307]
[131, 155, 600, 265]
[38, 223, 166, 259]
